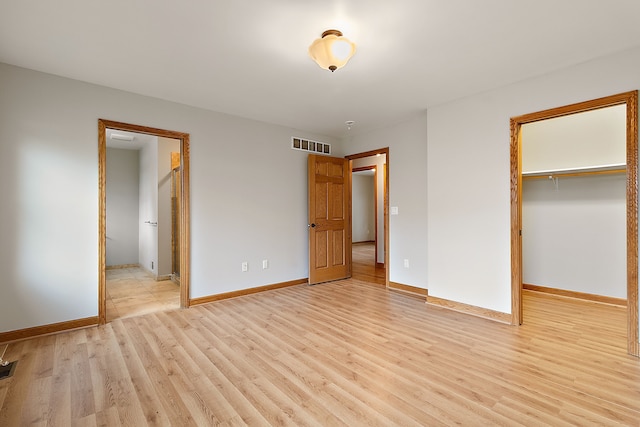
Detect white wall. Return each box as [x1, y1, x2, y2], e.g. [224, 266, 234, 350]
[522, 104, 626, 172]
[136, 136, 180, 278]
[352, 173, 375, 242]
[138, 139, 158, 275]
[520, 106, 627, 298]
[426, 46, 640, 315]
[344, 114, 428, 287]
[522, 175, 626, 298]
[0, 62, 336, 333]
[106, 148, 140, 266]
[2, 44, 639, 341]
[157, 137, 180, 277]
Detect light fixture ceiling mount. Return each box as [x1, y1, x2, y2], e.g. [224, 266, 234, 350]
[308, 29, 356, 72]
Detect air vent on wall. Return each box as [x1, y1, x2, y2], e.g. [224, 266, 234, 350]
[0, 361, 17, 380]
[292, 137, 331, 155]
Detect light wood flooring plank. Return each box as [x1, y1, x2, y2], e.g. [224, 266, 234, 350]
[351, 242, 386, 285]
[1, 281, 640, 426]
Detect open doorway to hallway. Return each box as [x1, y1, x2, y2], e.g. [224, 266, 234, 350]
[347, 149, 389, 286]
[104, 129, 181, 321]
[352, 242, 386, 285]
[98, 119, 191, 325]
[105, 267, 179, 320]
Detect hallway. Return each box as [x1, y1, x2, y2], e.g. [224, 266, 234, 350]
[106, 267, 180, 321]
[352, 242, 386, 285]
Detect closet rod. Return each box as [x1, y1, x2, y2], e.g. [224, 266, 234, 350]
[523, 168, 626, 180]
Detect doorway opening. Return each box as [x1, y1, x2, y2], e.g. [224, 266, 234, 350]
[347, 148, 389, 286]
[510, 91, 638, 356]
[98, 119, 191, 324]
[170, 152, 182, 284]
[352, 166, 385, 285]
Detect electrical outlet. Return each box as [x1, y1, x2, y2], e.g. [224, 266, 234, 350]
[403, 259, 409, 268]
[151, 261, 154, 270]
[241, 262, 248, 272]
[262, 259, 269, 269]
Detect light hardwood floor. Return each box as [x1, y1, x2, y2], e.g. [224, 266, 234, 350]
[1, 280, 639, 426]
[352, 242, 386, 285]
[106, 267, 180, 322]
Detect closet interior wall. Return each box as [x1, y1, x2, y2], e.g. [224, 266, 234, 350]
[521, 104, 627, 301]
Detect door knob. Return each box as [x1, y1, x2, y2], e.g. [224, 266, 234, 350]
[309, 223, 316, 228]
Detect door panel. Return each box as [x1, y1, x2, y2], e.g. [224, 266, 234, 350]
[308, 154, 351, 284]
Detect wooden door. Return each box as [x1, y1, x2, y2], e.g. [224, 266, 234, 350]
[308, 154, 351, 284]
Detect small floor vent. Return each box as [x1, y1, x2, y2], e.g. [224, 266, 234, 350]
[292, 137, 331, 155]
[0, 361, 17, 380]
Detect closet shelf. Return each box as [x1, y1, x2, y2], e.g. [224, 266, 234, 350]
[522, 163, 626, 179]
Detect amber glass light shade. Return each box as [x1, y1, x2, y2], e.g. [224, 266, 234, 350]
[308, 29, 356, 72]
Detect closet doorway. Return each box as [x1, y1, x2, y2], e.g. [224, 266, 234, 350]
[98, 120, 191, 325]
[510, 91, 638, 356]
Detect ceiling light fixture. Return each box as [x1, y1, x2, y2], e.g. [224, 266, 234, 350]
[345, 120, 355, 130]
[308, 29, 356, 72]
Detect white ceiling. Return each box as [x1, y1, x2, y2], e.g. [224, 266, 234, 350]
[2, 1, 640, 138]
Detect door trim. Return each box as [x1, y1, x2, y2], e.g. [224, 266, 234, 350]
[98, 119, 191, 325]
[509, 91, 638, 356]
[346, 148, 390, 286]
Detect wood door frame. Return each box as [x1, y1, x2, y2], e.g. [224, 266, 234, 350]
[352, 166, 380, 267]
[170, 152, 181, 280]
[98, 119, 191, 325]
[347, 148, 390, 286]
[509, 91, 639, 356]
